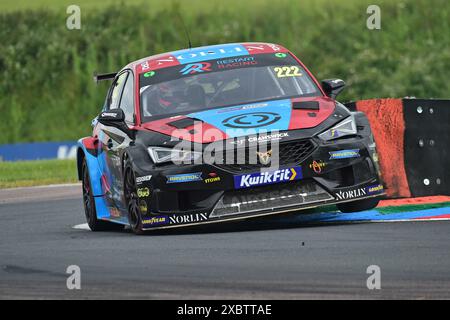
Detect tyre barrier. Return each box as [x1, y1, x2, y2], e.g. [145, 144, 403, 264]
[345, 98, 450, 198]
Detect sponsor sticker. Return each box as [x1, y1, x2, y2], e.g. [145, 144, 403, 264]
[216, 56, 258, 69]
[222, 112, 282, 129]
[169, 213, 208, 225]
[367, 184, 384, 194]
[335, 184, 384, 200]
[309, 160, 326, 174]
[329, 149, 360, 160]
[166, 173, 203, 184]
[234, 166, 303, 189]
[136, 175, 152, 184]
[335, 187, 367, 200]
[139, 200, 148, 214]
[137, 187, 150, 198]
[142, 216, 169, 226]
[204, 173, 221, 184]
[179, 62, 212, 75]
[143, 71, 155, 77]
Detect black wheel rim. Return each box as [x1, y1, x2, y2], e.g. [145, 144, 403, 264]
[124, 167, 140, 230]
[82, 164, 93, 222]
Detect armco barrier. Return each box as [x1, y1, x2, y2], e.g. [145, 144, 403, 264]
[346, 98, 450, 198]
[0, 141, 77, 161]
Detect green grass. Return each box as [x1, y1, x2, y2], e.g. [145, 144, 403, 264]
[0, 0, 449, 145]
[0, 160, 78, 188]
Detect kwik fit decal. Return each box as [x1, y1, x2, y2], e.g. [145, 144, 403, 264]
[234, 167, 303, 189]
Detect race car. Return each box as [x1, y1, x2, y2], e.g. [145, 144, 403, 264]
[76, 42, 385, 234]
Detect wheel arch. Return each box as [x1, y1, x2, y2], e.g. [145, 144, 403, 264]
[76, 147, 85, 181]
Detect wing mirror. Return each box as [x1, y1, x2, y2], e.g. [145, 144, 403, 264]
[97, 109, 134, 138]
[321, 79, 346, 99]
[98, 109, 125, 125]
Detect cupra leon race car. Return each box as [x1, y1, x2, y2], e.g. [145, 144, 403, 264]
[76, 42, 385, 234]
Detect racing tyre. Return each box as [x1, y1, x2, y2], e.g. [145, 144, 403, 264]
[82, 159, 124, 231]
[124, 161, 145, 235]
[337, 197, 380, 213]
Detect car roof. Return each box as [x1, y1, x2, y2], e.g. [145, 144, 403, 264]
[123, 42, 290, 73]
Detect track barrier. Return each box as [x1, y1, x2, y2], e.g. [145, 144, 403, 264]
[346, 98, 450, 198]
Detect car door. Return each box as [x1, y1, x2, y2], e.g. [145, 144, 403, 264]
[97, 71, 135, 215]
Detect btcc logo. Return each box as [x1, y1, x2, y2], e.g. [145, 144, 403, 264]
[234, 167, 303, 189]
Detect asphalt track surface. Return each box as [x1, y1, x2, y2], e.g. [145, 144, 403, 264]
[1, 185, 450, 299]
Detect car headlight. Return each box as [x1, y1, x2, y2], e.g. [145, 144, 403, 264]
[318, 115, 357, 141]
[148, 147, 202, 164]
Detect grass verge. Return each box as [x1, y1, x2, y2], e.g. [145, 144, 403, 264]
[0, 159, 78, 188]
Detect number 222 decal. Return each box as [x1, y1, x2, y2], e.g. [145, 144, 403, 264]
[273, 66, 302, 78]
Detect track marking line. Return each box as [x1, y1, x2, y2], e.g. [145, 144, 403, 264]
[72, 223, 90, 231]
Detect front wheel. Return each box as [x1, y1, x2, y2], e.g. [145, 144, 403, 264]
[337, 197, 380, 213]
[123, 161, 145, 235]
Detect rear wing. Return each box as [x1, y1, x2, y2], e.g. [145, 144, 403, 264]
[93, 72, 117, 84]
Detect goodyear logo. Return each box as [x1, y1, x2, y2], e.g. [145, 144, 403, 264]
[367, 184, 384, 194]
[234, 167, 303, 189]
[142, 216, 168, 226]
[167, 173, 203, 184]
[329, 149, 360, 160]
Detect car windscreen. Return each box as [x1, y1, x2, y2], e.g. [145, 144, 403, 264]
[139, 52, 322, 121]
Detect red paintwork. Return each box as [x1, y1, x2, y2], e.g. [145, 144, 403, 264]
[81, 137, 98, 151]
[136, 54, 180, 74]
[241, 43, 288, 54]
[288, 96, 335, 130]
[141, 116, 229, 144]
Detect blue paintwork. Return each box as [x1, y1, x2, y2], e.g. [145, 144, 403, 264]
[77, 139, 110, 220]
[287, 206, 450, 223]
[171, 44, 250, 64]
[188, 99, 293, 137]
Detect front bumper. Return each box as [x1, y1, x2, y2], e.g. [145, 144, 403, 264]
[134, 133, 385, 230]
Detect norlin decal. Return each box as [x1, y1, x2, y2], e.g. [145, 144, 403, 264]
[235, 167, 302, 189]
[336, 188, 367, 200]
[169, 213, 208, 224]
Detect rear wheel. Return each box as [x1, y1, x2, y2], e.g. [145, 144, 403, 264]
[337, 197, 380, 213]
[124, 161, 144, 235]
[82, 158, 123, 232]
